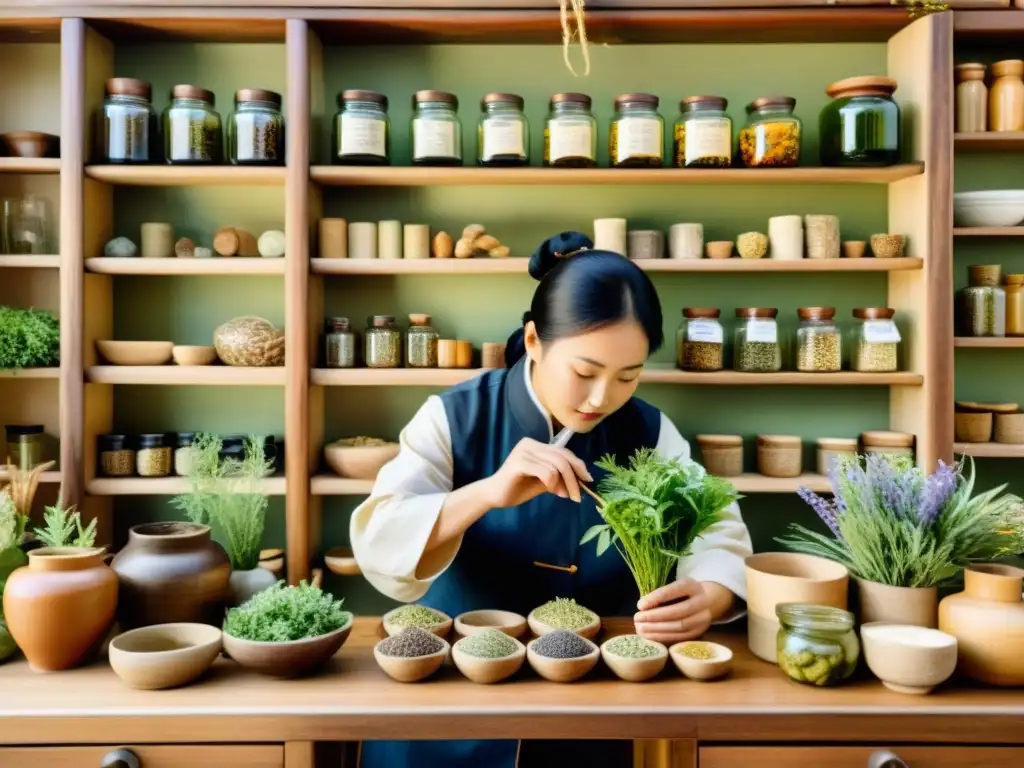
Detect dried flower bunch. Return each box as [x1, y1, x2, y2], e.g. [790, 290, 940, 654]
[779, 453, 1024, 588]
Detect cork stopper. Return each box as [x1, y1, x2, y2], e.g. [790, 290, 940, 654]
[969, 264, 1001, 287]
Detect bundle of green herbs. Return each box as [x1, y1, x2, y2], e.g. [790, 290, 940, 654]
[171, 432, 272, 571]
[223, 581, 352, 642]
[580, 447, 741, 597]
[0, 306, 59, 370]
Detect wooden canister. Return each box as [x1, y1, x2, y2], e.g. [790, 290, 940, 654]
[994, 412, 1024, 444]
[455, 340, 473, 368]
[990, 59, 1024, 132]
[627, 229, 665, 260]
[140, 222, 173, 258]
[319, 218, 348, 259]
[438, 339, 459, 368]
[214, 226, 240, 257]
[804, 215, 840, 260]
[669, 223, 703, 260]
[404, 224, 431, 260]
[756, 434, 802, 478]
[481, 342, 505, 369]
[955, 63, 987, 133]
[593, 218, 627, 255]
[236, 229, 259, 257]
[695, 434, 743, 477]
[348, 222, 377, 260]
[378, 220, 402, 260]
[768, 215, 803, 260]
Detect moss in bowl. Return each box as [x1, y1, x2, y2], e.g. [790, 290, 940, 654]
[221, 581, 353, 678]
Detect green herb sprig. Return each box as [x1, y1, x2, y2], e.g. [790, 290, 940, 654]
[0, 306, 59, 370]
[33, 498, 97, 549]
[223, 581, 352, 642]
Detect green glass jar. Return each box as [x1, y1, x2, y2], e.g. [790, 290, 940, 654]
[333, 90, 390, 166]
[163, 84, 222, 164]
[820, 76, 900, 167]
[776, 603, 860, 687]
[227, 88, 284, 166]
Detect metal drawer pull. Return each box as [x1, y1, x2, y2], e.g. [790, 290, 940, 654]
[101, 748, 141, 768]
[867, 749, 909, 768]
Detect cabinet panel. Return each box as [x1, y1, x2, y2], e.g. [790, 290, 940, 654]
[0, 745, 283, 768]
[700, 747, 1024, 768]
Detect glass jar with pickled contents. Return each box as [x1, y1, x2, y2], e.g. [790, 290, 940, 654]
[478, 92, 529, 167]
[850, 307, 900, 372]
[739, 96, 801, 168]
[333, 90, 390, 166]
[610, 93, 663, 168]
[98, 433, 135, 477]
[163, 84, 222, 164]
[677, 308, 725, 372]
[776, 603, 860, 687]
[819, 76, 900, 167]
[961, 264, 1006, 337]
[796, 307, 841, 372]
[411, 90, 462, 166]
[103, 77, 158, 163]
[734, 308, 782, 372]
[544, 93, 597, 168]
[365, 315, 402, 368]
[228, 88, 284, 166]
[325, 317, 357, 368]
[4, 425, 44, 471]
[406, 313, 439, 368]
[1005, 274, 1024, 337]
[674, 96, 732, 168]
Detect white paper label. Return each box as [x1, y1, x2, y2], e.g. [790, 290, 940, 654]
[169, 116, 192, 161]
[684, 117, 731, 165]
[340, 114, 386, 158]
[548, 123, 593, 162]
[481, 120, 524, 160]
[413, 118, 458, 160]
[746, 319, 778, 344]
[235, 113, 256, 162]
[615, 116, 662, 164]
[863, 320, 901, 343]
[687, 319, 723, 344]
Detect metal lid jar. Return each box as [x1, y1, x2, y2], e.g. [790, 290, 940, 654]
[734, 307, 782, 372]
[850, 307, 900, 372]
[163, 84, 222, 164]
[739, 96, 801, 168]
[103, 77, 157, 163]
[544, 92, 596, 168]
[406, 313, 439, 368]
[796, 306, 841, 372]
[677, 307, 724, 372]
[776, 603, 860, 687]
[674, 96, 731, 168]
[333, 90, 390, 166]
[819, 76, 900, 167]
[610, 93, 663, 168]
[228, 88, 284, 166]
[411, 90, 462, 166]
[365, 315, 401, 368]
[136, 433, 172, 478]
[98, 433, 134, 477]
[478, 93, 529, 167]
[324, 317, 356, 368]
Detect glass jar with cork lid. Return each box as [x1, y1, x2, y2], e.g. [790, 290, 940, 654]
[861, 430, 914, 460]
[734, 307, 782, 372]
[163, 84, 222, 164]
[850, 307, 901, 372]
[103, 77, 158, 163]
[333, 90, 390, 166]
[819, 76, 900, 167]
[365, 315, 402, 368]
[677, 308, 725, 372]
[324, 317, 357, 368]
[796, 307, 842, 372]
[739, 96, 801, 168]
[406, 314, 439, 368]
[411, 90, 462, 166]
[673, 96, 732, 168]
[478, 93, 529, 167]
[228, 88, 284, 166]
[609, 93, 663, 168]
[1004, 273, 1024, 336]
[544, 93, 597, 168]
[961, 264, 1006, 337]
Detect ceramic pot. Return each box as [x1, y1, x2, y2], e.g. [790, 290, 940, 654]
[856, 579, 938, 628]
[229, 567, 278, 606]
[111, 522, 230, 630]
[938, 564, 1024, 686]
[2, 547, 117, 671]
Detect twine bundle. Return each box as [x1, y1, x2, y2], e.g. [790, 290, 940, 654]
[559, 0, 590, 76]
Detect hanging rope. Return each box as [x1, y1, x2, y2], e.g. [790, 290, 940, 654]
[559, 0, 590, 77]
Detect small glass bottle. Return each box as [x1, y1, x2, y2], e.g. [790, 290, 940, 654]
[102, 77, 157, 163]
[478, 92, 529, 167]
[98, 434, 135, 477]
[850, 307, 901, 372]
[989, 60, 1024, 133]
[734, 308, 782, 372]
[796, 307, 842, 372]
[163, 84, 222, 164]
[365, 315, 402, 368]
[174, 432, 197, 477]
[677, 308, 725, 372]
[819, 76, 900, 167]
[739, 96, 801, 168]
[324, 317, 357, 368]
[228, 88, 284, 166]
[333, 90, 390, 166]
[674, 96, 732, 168]
[955, 63, 988, 133]
[4, 425, 44, 470]
[136, 434, 172, 478]
[609, 93, 663, 168]
[406, 313, 439, 368]
[1005, 274, 1024, 337]
[961, 265, 1006, 337]
[776, 603, 860, 687]
[411, 90, 462, 166]
[544, 93, 597, 168]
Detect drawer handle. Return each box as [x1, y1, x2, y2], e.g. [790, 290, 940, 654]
[101, 748, 141, 768]
[867, 750, 909, 768]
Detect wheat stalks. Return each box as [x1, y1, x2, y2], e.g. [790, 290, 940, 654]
[3, 460, 56, 517]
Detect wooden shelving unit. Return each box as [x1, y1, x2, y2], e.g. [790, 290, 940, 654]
[954, 337, 1024, 348]
[83, 165, 287, 186]
[954, 132, 1024, 151]
[86, 258, 285, 275]
[86, 475, 287, 496]
[85, 366, 287, 385]
[0, 256, 60, 268]
[0, 158, 60, 174]
[954, 227, 1024, 236]
[953, 443, 1024, 459]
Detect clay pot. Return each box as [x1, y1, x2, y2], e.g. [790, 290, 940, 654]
[228, 567, 278, 607]
[938, 564, 1024, 686]
[110, 522, 230, 630]
[856, 579, 938, 629]
[2, 547, 118, 671]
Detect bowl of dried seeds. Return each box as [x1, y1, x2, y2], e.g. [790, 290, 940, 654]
[383, 604, 452, 638]
[600, 634, 668, 682]
[527, 629, 600, 683]
[528, 597, 601, 640]
[670, 640, 733, 681]
[374, 627, 450, 683]
[452, 628, 526, 684]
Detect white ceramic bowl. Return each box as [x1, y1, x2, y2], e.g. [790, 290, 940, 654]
[861, 622, 958, 695]
[954, 190, 1024, 228]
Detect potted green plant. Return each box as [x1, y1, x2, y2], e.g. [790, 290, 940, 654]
[170, 432, 275, 606]
[32, 498, 97, 548]
[778, 453, 1024, 628]
[0, 306, 60, 370]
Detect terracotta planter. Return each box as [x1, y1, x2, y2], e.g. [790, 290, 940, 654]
[938, 564, 1024, 687]
[228, 567, 278, 607]
[856, 579, 938, 628]
[110, 522, 230, 630]
[2, 547, 117, 671]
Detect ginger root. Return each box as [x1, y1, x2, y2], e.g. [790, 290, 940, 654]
[454, 225, 510, 259]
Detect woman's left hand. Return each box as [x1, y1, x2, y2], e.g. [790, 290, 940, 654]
[633, 578, 712, 644]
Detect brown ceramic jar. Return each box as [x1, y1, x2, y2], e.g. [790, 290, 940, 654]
[110, 522, 230, 630]
[2, 547, 118, 672]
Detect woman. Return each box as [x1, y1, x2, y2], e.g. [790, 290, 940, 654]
[351, 231, 753, 768]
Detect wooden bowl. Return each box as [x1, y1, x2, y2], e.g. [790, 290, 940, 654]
[955, 411, 993, 443]
[325, 546, 360, 576]
[222, 619, 352, 679]
[374, 636, 449, 683]
[600, 635, 669, 682]
[96, 340, 174, 366]
[841, 240, 867, 259]
[454, 609, 527, 638]
[451, 634, 526, 684]
[258, 548, 284, 576]
[172, 345, 218, 366]
[383, 606, 452, 638]
[870, 233, 906, 259]
[526, 635, 600, 682]
[324, 440, 400, 480]
[527, 607, 601, 641]
[0, 131, 59, 158]
[108, 623, 222, 690]
[670, 640, 734, 681]
[861, 623, 957, 695]
[705, 240, 734, 259]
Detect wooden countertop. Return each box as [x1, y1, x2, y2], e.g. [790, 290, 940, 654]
[0, 618, 1021, 746]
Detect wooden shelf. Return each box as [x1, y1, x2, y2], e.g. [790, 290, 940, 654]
[86, 258, 285, 276]
[0, 368, 59, 379]
[86, 366, 286, 386]
[84, 165, 286, 187]
[310, 164, 925, 188]
[954, 443, 1024, 459]
[86, 475, 286, 496]
[0, 158, 60, 175]
[0, 470, 61, 485]
[0, 256, 60, 269]
[955, 337, 1024, 348]
[954, 132, 1024, 152]
[311, 256, 924, 276]
[954, 9, 1024, 38]
[310, 475, 374, 496]
[954, 227, 1024, 237]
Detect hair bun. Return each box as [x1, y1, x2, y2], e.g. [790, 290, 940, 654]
[528, 231, 594, 280]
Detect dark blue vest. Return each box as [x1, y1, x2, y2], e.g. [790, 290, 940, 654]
[360, 359, 662, 768]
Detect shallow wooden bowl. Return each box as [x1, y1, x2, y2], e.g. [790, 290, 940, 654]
[325, 546, 361, 576]
[172, 345, 218, 366]
[451, 635, 526, 684]
[670, 640, 734, 681]
[108, 622, 222, 690]
[705, 240, 734, 259]
[454, 609, 527, 638]
[324, 441, 399, 480]
[841, 240, 867, 259]
[222, 620, 352, 679]
[527, 608, 601, 641]
[374, 636, 449, 683]
[526, 636, 600, 683]
[0, 131, 59, 158]
[258, 548, 284, 576]
[600, 635, 668, 682]
[383, 606, 452, 638]
[97, 340, 174, 366]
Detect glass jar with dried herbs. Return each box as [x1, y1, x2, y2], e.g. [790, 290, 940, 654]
[677, 308, 724, 372]
[961, 265, 1006, 337]
[406, 314, 439, 368]
[739, 96, 801, 168]
[98, 433, 135, 477]
[544, 93, 597, 168]
[4, 425, 44, 470]
[411, 90, 462, 166]
[102, 77, 158, 163]
[478, 93, 529, 167]
[850, 307, 901, 373]
[609, 93, 663, 168]
[365, 315, 402, 368]
[333, 90, 390, 166]
[324, 317, 357, 368]
[673, 96, 731, 168]
[796, 307, 842, 372]
[163, 84, 222, 164]
[136, 434, 172, 478]
[228, 88, 284, 166]
[734, 307, 782, 372]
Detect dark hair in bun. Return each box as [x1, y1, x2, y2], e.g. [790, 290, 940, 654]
[504, 231, 665, 367]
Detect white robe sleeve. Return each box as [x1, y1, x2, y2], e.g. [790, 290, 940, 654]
[348, 395, 460, 603]
[655, 413, 753, 624]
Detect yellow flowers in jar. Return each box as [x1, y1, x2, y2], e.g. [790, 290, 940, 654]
[739, 96, 802, 168]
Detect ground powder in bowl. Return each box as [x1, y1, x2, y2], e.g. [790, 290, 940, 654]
[532, 597, 597, 631]
[460, 628, 519, 659]
[388, 604, 446, 629]
[532, 629, 593, 659]
[604, 634, 661, 659]
[377, 627, 445, 658]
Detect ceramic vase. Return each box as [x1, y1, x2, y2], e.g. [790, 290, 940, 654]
[110, 522, 230, 630]
[938, 564, 1024, 686]
[2, 547, 118, 671]
[229, 567, 278, 606]
[856, 579, 938, 628]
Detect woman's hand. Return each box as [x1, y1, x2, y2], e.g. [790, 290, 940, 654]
[482, 438, 593, 508]
[633, 579, 712, 644]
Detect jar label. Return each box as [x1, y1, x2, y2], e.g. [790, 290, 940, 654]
[169, 116, 194, 161]
[413, 118, 458, 160]
[549, 123, 593, 162]
[482, 119, 525, 160]
[863, 320, 901, 343]
[746, 319, 778, 343]
[340, 114, 386, 157]
[235, 113, 257, 162]
[684, 117, 730, 165]
[615, 116, 662, 164]
[688, 319, 723, 344]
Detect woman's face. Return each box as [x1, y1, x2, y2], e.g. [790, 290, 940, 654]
[525, 319, 649, 434]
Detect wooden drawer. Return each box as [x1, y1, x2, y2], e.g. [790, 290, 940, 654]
[700, 746, 1024, 768]
[0, 745, 283, 768]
